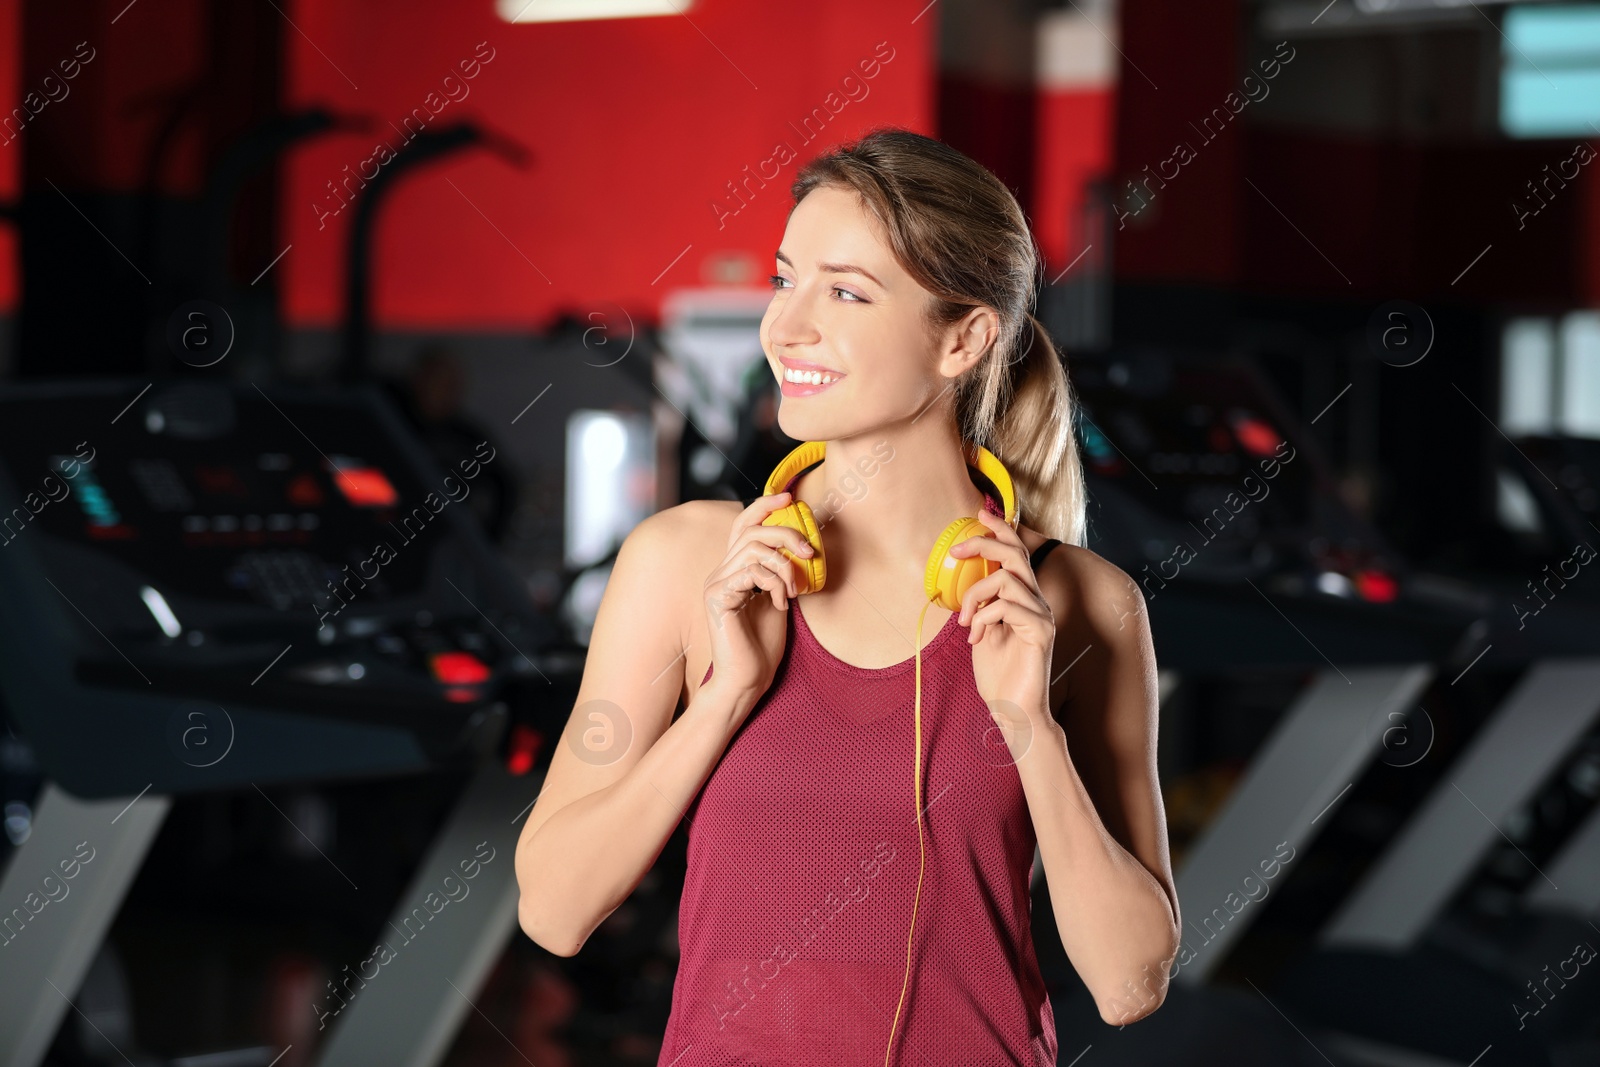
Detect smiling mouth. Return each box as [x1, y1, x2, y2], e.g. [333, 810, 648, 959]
[782, 367, 843, 385]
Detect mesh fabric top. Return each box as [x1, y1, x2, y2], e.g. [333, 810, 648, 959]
[658, 491, 1058, 1065]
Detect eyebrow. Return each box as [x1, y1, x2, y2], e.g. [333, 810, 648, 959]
[774, 249, 884, 288]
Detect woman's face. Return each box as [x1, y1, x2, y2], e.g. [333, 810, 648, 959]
[760, 184, 950, 443]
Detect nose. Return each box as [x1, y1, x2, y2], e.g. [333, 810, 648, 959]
[764, 280, 821, 351]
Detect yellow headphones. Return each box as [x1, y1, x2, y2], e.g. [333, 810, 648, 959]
[759, 439, 1019, 610]
[759, 439, 1019, 1065]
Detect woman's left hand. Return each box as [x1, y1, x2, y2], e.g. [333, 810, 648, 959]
[950, 509, 1056, 728]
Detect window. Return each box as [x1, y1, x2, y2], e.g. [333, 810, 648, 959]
[1500, 4, 1600, 137]
[1501, 311, 1600, 437]
[565, 409, 655, 570]
[496, 0, 688, 23]
[1497, 310, 1600, 531]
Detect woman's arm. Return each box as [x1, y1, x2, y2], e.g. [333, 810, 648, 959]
[514, 501, 758, 956]
[1022, 546, 1181, 1025]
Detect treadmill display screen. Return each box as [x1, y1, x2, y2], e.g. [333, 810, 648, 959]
[1068, 354, 1369, 584]
[0, 384, 491, 617]
[0, 380, 556, 799]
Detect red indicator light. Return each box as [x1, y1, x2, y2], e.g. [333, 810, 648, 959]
[86, 523, 137, 540]
[195, 466, 247, 497]
[1354, 569, 1399, 602]
[506, 723, 544, 776]
[333, 466, 398, 507]
[287, 473, 324, 507]
[430, 651, 491, 685]
[1232, 416, 1283, 457]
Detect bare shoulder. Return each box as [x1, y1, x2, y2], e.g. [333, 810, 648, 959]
[658, 496, 746, 562]
[1031, 541, 1156, 718]
[629, 494, 745, 600]
[623, 497, 743, 567]
[1033, 541, 1148, 638]
[638, 497, 754, 704]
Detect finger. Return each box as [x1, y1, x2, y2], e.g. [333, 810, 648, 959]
[707, 563, 754, 614]
[734, 520, 817, 566]
[949, 531, 1035, 589]
[753, 536, 811, 600]
[950, 546, 1032, 616]
[741, 559, 789, 613]
[732, 491, 793, 547]
[949, 525, 1026, 566]
[767, 562, 785, 610]
[968, 596, 1051, 645]
[957, 567, 1038, 624]
[739, 534, 806, 601]
[966, 585, 1043, 643]
[710, 554, 789, 613]
[972, 506, 1024, 545]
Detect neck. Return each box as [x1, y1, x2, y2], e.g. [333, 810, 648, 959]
[797, 423, 995, 589]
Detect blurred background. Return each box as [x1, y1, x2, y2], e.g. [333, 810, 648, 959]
[0, 0, 1597, 1064]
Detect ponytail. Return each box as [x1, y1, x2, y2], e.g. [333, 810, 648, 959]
[966, 312, 1087, 548]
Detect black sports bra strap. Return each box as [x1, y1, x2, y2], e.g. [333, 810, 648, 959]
[1028, 537, 1064, 572]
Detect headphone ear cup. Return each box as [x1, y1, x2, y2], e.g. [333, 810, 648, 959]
[761, 500, 827, 594]
[924, 516, 998, 612]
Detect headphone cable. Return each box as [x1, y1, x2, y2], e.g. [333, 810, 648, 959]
[884, 598, 934, 1066]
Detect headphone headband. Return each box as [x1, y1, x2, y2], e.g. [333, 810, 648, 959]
[764, 440, 1019, 527]
[762, 439, 826, 498]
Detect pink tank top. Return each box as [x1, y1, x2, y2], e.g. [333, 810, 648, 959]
[659, 495, 1058, 1065]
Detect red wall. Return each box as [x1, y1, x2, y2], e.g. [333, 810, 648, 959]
[1033, 84, 1115, 274]
[20, 0, 212, 195]
[1583, 151, 1600, 306]
[938, 71, 1036, 225]
[1110, 0, 1596, 302]
[1239, 128, 1580, 303]
[281, 0, 933, 331]
[0, 0, 20, 311]
[1111, 0, 1242, 287]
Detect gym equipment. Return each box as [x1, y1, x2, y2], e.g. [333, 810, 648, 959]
[0, 377, 561, 1067]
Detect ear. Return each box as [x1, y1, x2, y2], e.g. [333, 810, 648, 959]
[937, 305, 1001, 379]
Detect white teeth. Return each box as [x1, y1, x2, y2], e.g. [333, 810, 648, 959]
[785, 368, 839, 385]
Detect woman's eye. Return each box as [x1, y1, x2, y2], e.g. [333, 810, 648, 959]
[766, 276, 864, 302]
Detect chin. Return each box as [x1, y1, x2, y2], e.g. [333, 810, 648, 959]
[776, 411, 813, 443]
[776, 406, 855, 445]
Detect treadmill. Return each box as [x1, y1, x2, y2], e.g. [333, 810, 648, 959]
[1068, 349, 1479, 975]
[1031, 348, 1487, 1066]
[0, 378, 573, 1067]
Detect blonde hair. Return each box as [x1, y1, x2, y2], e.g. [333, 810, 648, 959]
[789, 127, 1088, 547]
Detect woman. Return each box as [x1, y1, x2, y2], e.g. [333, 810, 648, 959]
[515, 127, 1180, 1065]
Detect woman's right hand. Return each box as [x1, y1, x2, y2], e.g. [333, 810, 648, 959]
[702, 491, 815, 712]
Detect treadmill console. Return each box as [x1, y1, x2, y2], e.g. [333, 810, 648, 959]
[0, 379, 559, 797]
